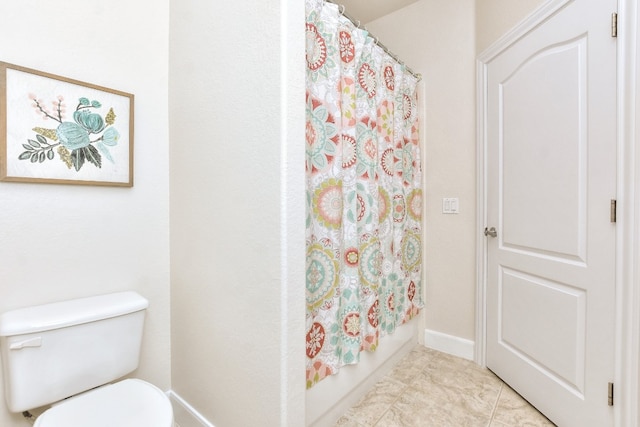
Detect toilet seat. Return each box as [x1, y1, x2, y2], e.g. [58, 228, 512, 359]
[34, 379, 173, 427]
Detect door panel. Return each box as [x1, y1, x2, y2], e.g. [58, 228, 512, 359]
[500, 267, 586, 394]
[501, 37, 587, 261]
[485, 1, 617, 426]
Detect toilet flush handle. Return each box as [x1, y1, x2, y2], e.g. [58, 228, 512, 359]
[9, 337, 42, 350]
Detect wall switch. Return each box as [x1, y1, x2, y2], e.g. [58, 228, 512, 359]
[442, 198, 459, 214]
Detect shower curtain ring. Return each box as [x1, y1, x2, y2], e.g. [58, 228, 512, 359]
[339, 4, 345, 15]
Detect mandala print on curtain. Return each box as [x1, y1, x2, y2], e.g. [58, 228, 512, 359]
[305, 0, 423, 389]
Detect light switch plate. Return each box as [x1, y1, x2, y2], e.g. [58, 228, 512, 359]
[442, 198, 459, 214]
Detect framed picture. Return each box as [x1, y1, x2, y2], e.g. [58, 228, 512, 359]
[0, 62, 134, 186]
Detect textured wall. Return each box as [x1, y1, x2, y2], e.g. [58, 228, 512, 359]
[476, 0, 547, 53]
[0, 1, 171, 426]
[169, 0, 306, 425]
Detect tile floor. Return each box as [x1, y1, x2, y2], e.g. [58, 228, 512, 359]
[333, 346, 556, 427]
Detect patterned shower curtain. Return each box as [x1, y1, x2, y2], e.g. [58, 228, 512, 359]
[305, 0, 423, 388]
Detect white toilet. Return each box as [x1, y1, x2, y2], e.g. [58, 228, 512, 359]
[0, 291, 174, 427]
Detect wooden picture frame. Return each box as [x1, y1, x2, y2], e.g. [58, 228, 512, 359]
[0, 62, 134, 186]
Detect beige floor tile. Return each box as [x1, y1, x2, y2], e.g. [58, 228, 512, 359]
[386, 358, 425, 385]
[383, 386, 492, 427]
[333, 346, 555, 427]
[370, 409, 408, 427]
[490, 385, 556, 427]
[334, 414, 367, 426]
[345, 376, 407, 426]
[411, 360, 502, 418]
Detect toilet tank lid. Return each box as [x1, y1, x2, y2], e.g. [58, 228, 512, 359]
[0, 291, 149, 336]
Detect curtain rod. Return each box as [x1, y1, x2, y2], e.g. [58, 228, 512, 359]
[324, 0, 422, 81]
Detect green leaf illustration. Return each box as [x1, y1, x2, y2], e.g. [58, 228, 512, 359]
[71, 148, 85, 171]
[96, 141, 114, 163]
[18, 151, 32, 160]
[84, 144, 102, 169]
[70, 145, 102, 171]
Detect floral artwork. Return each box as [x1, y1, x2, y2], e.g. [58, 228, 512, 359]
[0, 62, 134, 186]
[22, 95, 120, 172]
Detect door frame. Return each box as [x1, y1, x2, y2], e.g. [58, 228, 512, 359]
[475, 0, 640, 425]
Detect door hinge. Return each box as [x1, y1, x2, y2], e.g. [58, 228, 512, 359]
[611, 199, 617, 223]
[611, 12, 618, 38]
[608, 382, 614, 406]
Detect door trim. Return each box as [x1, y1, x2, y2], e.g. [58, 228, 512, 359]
[614, 1, 640, 426]
[475, 0, 640, 425]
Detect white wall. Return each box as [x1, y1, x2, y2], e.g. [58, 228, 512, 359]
[169, 0, 306, 425]
[476, 0, 547, 54]
[0, 1, 171, 426]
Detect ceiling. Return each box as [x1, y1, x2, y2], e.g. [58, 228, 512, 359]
[335, 0, 421, 24]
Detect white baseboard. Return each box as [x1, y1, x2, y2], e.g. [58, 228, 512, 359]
[167, 390, 215, 427]
[424, 329, 475, 361]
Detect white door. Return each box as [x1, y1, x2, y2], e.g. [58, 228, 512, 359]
[484, 1, 617, 426]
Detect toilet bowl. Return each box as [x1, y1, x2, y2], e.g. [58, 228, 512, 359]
[0, 291, 174, 426]
[34, 379, 173, 427]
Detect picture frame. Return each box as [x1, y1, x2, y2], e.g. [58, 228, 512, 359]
[0, 62, 134, 187]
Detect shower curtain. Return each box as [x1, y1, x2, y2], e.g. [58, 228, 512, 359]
[305, 0, 423, 388]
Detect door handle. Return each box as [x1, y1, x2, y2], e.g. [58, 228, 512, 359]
[484, 227, 497, 238]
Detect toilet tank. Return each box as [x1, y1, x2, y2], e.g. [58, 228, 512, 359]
[0, 291, 149, 413]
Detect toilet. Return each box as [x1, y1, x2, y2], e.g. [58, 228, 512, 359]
[0, 291, 174, 427]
